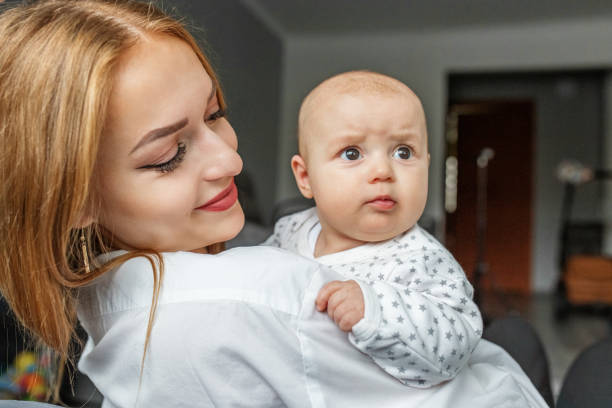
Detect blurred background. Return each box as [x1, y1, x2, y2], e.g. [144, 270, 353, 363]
[172, 0, 612, 399]
[2, 0, 612, 405]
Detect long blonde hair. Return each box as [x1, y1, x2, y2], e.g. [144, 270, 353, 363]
[0, 0, 225, 394]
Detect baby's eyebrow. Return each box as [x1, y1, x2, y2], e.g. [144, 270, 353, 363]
[331, 134, 366, 146]
[389, 130, 425, 142]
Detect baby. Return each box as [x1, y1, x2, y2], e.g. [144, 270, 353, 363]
[264, 71, 483, 387]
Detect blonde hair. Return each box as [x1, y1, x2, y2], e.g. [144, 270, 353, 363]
[0, 0, 224, 397]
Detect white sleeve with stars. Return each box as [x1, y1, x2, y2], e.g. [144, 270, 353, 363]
[261, 215, 290, 248]
[261, 208, 316, 255]
[348, 247, 483, 388]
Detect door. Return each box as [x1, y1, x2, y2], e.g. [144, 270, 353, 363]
[445, 101, 534, 294]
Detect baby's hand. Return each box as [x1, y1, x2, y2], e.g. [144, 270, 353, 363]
[315, 280, 364, 332]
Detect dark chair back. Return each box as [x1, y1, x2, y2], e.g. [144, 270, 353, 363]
[556, 336, 612, 408]
[483, 316, 555, 407]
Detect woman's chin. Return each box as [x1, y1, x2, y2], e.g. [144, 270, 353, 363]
[206, 204, 246, 247]
[223, 208, 246, 242]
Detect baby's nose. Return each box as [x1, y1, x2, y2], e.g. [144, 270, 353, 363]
[368, 157, 393, 183]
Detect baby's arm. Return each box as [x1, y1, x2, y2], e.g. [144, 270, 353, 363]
[343, 251, 482, 388]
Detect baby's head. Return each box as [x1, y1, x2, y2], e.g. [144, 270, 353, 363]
[291, 71, 429, 246]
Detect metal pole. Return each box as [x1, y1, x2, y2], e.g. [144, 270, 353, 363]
[474, 148, 494, 308]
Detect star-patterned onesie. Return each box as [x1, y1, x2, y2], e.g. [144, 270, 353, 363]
[263, 207, 483, 388]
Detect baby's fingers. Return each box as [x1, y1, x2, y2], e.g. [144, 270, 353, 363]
[315, 280, 345, 311]
[337, 310, 362, 332]
[332, 302, 361, 332]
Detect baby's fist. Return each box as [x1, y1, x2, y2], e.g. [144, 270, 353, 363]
[316, 280, 364, 332]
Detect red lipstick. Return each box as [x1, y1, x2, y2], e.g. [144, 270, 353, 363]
[196, 180, 238, 212]
[366, 195, 396, 211]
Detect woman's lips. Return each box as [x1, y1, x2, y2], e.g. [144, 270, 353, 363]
[196, 180, 238, 212]
[366, 195, 396, 210]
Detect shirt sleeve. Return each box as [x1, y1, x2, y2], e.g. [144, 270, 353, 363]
[348, 248, 483, 388]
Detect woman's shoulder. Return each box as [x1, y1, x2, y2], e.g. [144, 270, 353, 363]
[99, 246, 321, 281]
[162, 247, 329, 302]
[164, 246, 324, 284]
[80, 246, 334, 317]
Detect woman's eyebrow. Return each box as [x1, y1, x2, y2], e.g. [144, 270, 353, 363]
[129, 81, 215, 155]
[130, 117, 189, 155]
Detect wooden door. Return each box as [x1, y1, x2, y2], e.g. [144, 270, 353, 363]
[445, 101, 534, 294]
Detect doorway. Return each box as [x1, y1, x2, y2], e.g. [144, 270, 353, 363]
[447, 71, 605, 295]
[445, 101, 534, 294]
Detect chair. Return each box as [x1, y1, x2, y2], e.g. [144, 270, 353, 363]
[483, 316, 555, 407]
[556, 336, 612, 408]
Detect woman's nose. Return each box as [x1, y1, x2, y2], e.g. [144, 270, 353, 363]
[200, 129, 243, 181]
[368, 156, 394, 183]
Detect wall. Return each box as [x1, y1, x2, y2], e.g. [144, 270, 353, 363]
[277, 17, 612, 292]
[604, 75, 612, 256]
[169, 1, 283, 224]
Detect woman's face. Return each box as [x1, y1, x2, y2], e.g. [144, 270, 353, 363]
[95, 35, 244, 252]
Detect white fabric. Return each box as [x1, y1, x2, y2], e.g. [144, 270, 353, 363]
[77, 247, 547, 408]
[263, 207, 483, 387]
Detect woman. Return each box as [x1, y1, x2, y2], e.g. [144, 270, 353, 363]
[0, 0, 241, 400]
[0, 1, 548, 407]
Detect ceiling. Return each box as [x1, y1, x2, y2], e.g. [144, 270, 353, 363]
[245, 0, 612, 34]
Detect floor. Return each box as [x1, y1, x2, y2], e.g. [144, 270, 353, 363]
[479, 291, 612, 399]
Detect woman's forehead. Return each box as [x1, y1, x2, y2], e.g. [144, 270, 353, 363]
[110, 37, 210, 117]
[103, 35, 212, 152]
[113, 35, 210, 96]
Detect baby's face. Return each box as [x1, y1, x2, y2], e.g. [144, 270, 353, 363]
[302, 91, 429, 243]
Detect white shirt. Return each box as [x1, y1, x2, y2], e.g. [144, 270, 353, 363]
[263, 208, 483, 387]
[77, 247, 547, 407]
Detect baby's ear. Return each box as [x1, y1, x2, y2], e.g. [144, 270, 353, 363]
[291, 154, 313, 199]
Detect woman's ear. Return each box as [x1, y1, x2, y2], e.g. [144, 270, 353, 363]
[74, 214, 95, 229]
[290, 154, 313, 199]
[74, 200, 97, 229]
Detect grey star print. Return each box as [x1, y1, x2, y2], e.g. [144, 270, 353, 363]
[263, 207, 483, 388]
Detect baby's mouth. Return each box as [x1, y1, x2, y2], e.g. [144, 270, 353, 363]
[366, 195, 396, 210]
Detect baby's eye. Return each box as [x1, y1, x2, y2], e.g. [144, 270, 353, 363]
[340, 147, 361, 161]
[393, 146, 412, 160]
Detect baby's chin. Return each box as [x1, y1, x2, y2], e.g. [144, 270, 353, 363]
[351, 223, 416, 243]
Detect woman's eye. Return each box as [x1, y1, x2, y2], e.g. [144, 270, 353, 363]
[340, 147, 361, 161]
[205, 108, 226, 123]
[394, 146, 412, 160]
[139, 142, 187, 173]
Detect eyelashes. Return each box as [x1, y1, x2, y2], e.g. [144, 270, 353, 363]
[140, 142, 187, 173]
[340, 147, 361, 161]
[138, 108, 225, 174]
[206, 108, 226, 122]
[338, 145, 415, 161]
